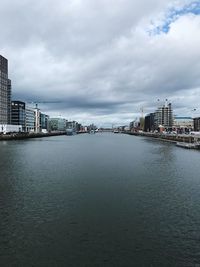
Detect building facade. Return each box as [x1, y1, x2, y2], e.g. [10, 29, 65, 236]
[11, 101, 26, 131]
[144, 113, 155, 132]
[173, 116, 193, 133]
[49, 118, 66, 131]
[34, 108, 41, 133]
[40, 113, 49, 132]
[0, 55, 11, 124]
[25, 108, 35, 132]
[154, 102, 173, 130]
[193, 117, 200, 132]
[129, 120, 140, 131]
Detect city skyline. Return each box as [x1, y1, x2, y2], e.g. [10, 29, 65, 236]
[1, 0, 200, 127]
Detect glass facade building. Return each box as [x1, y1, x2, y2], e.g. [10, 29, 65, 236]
[40, 113, 49, 132]
[11, 101, 26, 131]
[25, 108, 35, 132]
[49, 118, 66, 131]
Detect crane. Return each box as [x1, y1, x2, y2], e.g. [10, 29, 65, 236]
[26, 100, 62, 109]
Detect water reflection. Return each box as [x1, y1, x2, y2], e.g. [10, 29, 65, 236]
[0, 134, 200, 266]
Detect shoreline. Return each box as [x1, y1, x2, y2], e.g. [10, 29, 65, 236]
[1, 130, 200, 146]
[125, 131, 200, 144]
[0, 131, 88, 141]
[0, 131, 66, 141]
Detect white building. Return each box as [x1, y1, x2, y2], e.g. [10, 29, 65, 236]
[173, 116, 193, 129]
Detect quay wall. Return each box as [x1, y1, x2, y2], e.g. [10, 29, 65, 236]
[125, 132, 200, 143]
[0, 131, 66, 141]
[0, 131, 87, 141]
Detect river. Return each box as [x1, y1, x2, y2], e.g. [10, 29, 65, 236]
[0, 133, 200, 266]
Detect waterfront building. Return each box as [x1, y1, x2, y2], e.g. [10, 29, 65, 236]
[25, 107, 35, 132]
[34, 107, 41, 133]
[144, 113, 155, 132]
[154, 101, 173, 130]
[0, 55, 11, 124]
[11, 101, 26, 131]
[66, 121, 79, 131]
[129, 120, 140, 132]
[88, 123, 97, 132]
[49, 118, 66, 131]
[193, 117, 200, 131]
[40, 113, 49, 132]
[76, 123, 82, 132]
[174, 116, 193, 133]
[7, 79, 12, 124]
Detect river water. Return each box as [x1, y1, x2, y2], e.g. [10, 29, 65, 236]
[0, 133, 200, 266]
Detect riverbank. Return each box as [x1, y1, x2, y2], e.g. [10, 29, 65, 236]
[0, 131, 88, 141]
[0, 131, 66, 141]
[126, 131, 200, 144]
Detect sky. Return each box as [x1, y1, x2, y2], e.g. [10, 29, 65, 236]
[1, 0, 200, 127]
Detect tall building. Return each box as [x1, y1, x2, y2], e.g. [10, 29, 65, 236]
[7, 79, 12, 124]
[34, 107, 41, 133]
[154, 101, 173, 130]
[11, 101, 26, 131]
[144, 113, 155, 132]
[0, 55, 11, 124]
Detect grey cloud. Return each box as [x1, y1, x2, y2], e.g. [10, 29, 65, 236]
[1, 0, 200, 125]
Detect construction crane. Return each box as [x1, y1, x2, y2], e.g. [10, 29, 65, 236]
[26, 100, 62, 109]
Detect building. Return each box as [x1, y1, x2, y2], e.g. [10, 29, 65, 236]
[173, 116, 193, 133]
[193, 117, 200, 132]
[40, 113, 49, 132]
[66, 121, 79, 131]
[34, 107, 41, 133]
[154, 101, 173, 130]
[7, 79, 12, 124]
[49, 118, 66, 131]
[129, 120, 140, 132]
[76, 123, 82, 132]
[11, 101, 26, 131]
[25, 107, 35, 132]
[144, 113, 155, 132]
[0, 55, 11, 124]
[25, 108, 49, 133]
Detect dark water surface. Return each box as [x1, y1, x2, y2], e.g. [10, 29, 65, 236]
[0, 133, 200, 266]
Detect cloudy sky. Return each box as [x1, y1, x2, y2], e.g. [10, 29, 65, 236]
[1, 0, 200, 126]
